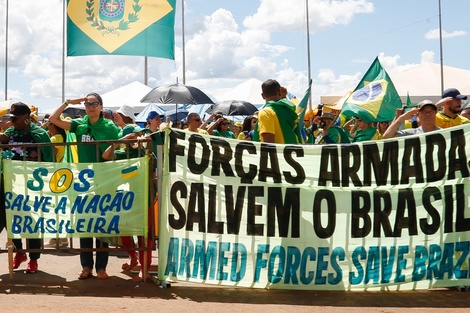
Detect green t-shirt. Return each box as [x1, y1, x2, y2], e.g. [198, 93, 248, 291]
[213, 130, 235, 139]
[70, 116, 120, 163]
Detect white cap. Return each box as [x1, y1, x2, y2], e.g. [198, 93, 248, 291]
[116, 105, 135, 121]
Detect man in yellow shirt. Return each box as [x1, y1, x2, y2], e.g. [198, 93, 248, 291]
[186, 113, 208, 134]
[435, 88, 469, 128]
[252, 79, 301, 144]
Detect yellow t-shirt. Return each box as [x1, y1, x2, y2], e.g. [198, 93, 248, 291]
[185, 128, 208, 135]
[50, 134, 65, 162]
[435, 111, 470, 128]
[258, 107, 285, 144]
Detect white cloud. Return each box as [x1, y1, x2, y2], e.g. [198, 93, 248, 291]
[420, 51, 435, 63]
[424, 29, 468, 40]
[243, 0, 374, 32]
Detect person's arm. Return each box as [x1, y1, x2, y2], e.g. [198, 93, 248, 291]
[261, 132, 274, 143]
[200, 113, 216, 130]
[206, 117, 224, 135]
[435, 97, 452, 110]
[49, 98, 85, 130]
[383, 108, 419, 139]
[347, 119, 359, 137]
[102, 133, 137, 160]
[342, 118, 354, 132]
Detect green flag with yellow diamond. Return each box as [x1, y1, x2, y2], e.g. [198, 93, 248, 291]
[67, 0, 176, 59]
[341, 57, 402, 123]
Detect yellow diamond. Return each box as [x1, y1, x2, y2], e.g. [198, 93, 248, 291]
[68, 0, 173, 53]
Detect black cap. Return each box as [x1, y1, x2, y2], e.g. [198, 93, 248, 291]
[5, 102, 31, 117]
[442, 88, 467, 100]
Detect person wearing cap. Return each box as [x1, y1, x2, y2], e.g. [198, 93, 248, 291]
[434, 88, 470, 128]
[146, 111, 164, 133]
[115, 105, 136, 127]
[383, 100, 440, 138]
[231, 121, 242, 138]
[49, 93, 121, 280]
[0, 102, 53, 274]
[313, 112, 350, 144]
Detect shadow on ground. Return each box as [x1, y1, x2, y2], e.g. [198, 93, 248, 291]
[0, 269, 467, 309]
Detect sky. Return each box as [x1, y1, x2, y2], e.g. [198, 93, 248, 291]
[0, 0, 469, 113]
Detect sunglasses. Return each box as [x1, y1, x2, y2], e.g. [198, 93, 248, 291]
[221, 122, 230, 125]
[192, 118, 201, 122]
[84, 101, 101, 108]
[252, 120, 257, 123]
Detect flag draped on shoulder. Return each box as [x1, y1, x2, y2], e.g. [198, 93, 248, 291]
[340, 57, 402, 123]
[67, 0, 176, 59]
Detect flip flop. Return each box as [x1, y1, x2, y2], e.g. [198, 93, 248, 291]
[78, 267, 93, 279]
[97, 269, 109, 280]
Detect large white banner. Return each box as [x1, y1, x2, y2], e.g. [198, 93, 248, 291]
[158, 127, 470, 290]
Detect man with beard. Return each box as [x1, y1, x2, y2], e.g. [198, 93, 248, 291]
[435, 88, 469, 128]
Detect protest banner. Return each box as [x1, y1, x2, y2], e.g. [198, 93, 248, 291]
[4, 157, 149, 239]
[158, 127, 470, 290]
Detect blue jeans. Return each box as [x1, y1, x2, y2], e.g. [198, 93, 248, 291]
[79, 237, 109, 271]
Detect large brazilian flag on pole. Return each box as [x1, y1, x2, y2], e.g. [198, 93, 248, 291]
[341, 57, 402, 123]
[67, 0, 176, 59]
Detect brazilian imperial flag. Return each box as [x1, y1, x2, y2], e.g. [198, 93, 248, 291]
[67, 0, 176, 59]
[341, 57, 402, 123]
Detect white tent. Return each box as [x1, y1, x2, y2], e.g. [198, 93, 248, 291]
[134, 103, 166, 123]
[72, 81, 153, 112]
[218, 78, 265, 105]
[321, 62, 470, 105]
[101, 81, 152, 110]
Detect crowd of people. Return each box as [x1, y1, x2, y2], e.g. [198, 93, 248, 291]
[0, 79, 468, 281]
[168, 80, 469, 146]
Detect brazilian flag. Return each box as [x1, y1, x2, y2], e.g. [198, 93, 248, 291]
[341, 57, 402, 123]
[67, 0, 176, 59]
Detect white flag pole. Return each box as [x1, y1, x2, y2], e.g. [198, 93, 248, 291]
[62, 0, 66, 102]
[4, 0, 9, 101]
[438, 0, 444, 95]
[305, 0, 312, 110]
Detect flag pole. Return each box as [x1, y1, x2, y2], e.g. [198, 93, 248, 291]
[181, 0, 186, 85]
[62, 0, 66, 103]
[305, 0, 312, 110]
[4, 0, 9, 101]
[144, 57, 148, 85]
[438, 0, 444, 94]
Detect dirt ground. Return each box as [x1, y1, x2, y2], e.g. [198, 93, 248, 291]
[0, 237, 469, 313]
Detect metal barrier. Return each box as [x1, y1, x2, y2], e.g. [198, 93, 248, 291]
[0, 135, 159, 280]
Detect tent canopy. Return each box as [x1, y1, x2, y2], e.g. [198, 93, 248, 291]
[218, 78, 265, 105]
[72, 81, 153, 112]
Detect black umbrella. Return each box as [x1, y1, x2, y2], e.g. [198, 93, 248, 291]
[140, 83, 214, 105]
[206, 100, 258, 116]
[164, 108, 189, 121]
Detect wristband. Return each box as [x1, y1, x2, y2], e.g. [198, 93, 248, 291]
[63, 100, 69, 107]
